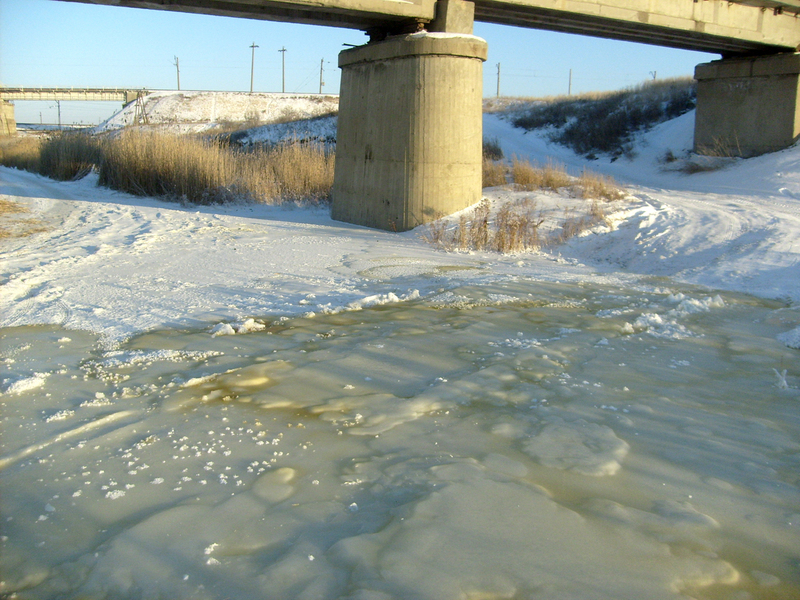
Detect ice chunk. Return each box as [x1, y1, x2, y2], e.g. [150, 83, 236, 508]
[251, 467, 297, 503]
[2, 372, 49, 395]
[523, 419, 629, 476]
[777, 326, 800, 349]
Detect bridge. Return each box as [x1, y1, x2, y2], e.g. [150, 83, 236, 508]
[49, 1, 800, 230]
[0, 88, 145, 136]
[0, 87, 143, 104]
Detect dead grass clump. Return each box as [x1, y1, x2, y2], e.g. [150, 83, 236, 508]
[0, 137, 41, 172]
[553, 208, 592, 245]
[512, 157, 571, 192]
[493, 199, 545, 253]
[425, 198, 545, 253]
[483, 158, 507, 188]
[0, 198, 47, 240]
[511, 157, 543, 190]
[0, 197, 27, 217]
[578, 170, 626, 201]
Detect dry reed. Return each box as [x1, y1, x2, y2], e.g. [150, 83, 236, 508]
[0, 137, 41, 173]
[99, 131, 334, 204]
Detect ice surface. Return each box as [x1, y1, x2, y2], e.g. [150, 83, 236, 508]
[2, 283, 799, 599]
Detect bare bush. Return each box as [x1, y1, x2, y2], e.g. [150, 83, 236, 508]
[483, 137, 504, 160]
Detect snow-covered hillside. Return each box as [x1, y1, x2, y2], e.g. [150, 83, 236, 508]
[94, 90, 338, 133]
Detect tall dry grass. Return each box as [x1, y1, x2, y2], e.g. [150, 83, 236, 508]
[100, 132, 334, 204]
[483, 159, 507, 188]
[0, 136, 41, 173]
[39, 133, 103, 181]
[0, 130, 334, 205]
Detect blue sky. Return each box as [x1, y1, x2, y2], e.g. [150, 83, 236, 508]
[1, 0, 717, 124]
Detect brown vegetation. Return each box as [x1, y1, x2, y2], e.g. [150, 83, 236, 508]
[0, 131, 334, 205]
[0, 198, 47, 240]
[429, 156, 626, 254]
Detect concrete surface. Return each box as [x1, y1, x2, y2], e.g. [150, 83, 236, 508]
[0, 101, 16, 136]
[695, 53, 800, 157]
[332, 33, 487, 231]
[61, 1, 800, 55]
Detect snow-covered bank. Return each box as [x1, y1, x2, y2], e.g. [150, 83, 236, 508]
[3, 109, 800, 346]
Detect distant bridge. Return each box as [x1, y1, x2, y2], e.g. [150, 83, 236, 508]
[0, 87, 144, 104]
[44, 1, 800, 231]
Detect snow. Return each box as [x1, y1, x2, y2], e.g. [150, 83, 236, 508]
[1, 101, 800, 599]
[93, 91, 338, 134]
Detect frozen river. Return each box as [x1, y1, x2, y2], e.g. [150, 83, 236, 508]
[2, 279, 798, 600]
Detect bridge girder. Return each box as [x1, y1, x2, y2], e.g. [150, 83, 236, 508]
[0, 88, 142, 103]
[60, 0, 800, 56]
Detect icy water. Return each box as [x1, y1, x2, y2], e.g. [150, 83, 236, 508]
[1, 280, 799, 600]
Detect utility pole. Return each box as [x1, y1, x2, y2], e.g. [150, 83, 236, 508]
[56, 100, 62, 130]
[496, 63, 501, 98]
[174, 56, 181, 90]
[319, 58, 325, 94]
[649, 70, 657, 80]
[249, 42, 259, 93]
[279, 47, 287, 93]
[568, 69, 572, 96]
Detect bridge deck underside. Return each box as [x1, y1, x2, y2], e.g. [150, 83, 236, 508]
[61, 0, 800, 56]
[472, 2, 789, 55]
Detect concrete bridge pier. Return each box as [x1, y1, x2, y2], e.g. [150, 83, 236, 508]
[332, 1, 487, 231]
[1, 101, 16, 136]
[695, 53, 800, 158]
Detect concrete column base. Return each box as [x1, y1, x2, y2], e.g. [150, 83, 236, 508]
[1, 101, 16, 137]
[695, 53, 800, 158]
[332, 32, 488, 232]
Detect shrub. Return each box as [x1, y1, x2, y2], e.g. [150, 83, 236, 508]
[483, 137, 504, 160]
[509, 78, 696, 158]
